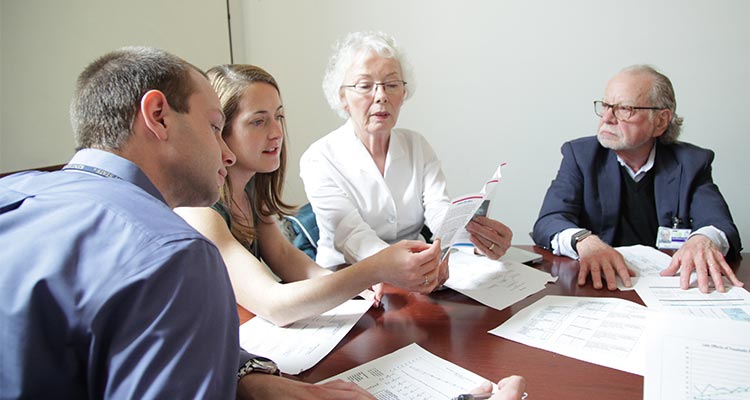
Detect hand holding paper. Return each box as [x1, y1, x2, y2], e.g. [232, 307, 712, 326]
[434, 164, 510, 259]
[466, 216, 513, 259]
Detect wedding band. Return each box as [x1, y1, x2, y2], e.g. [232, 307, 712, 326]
[489, 243, 495, 251]
[423, 276, 429, 286]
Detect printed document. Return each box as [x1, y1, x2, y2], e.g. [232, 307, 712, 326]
[434, 164, 504, 252]
[644, 314, 750, 400]
[634, 276, 750, 322]
[614, 244, 672, 290]
[489, 295, 649, 375]
[318, 343, 491, 399]
[239, 297, 372, 374]
[446, 247, 557, 311]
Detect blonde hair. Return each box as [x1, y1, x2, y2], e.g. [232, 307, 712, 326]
[207, 64, 295, 245]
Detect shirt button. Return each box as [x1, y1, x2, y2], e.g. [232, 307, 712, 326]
[388, 217, 396, 224]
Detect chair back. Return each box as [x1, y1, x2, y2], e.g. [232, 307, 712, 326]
[284, 203, 319, 260]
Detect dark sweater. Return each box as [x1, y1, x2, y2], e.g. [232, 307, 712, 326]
[613, 167, 659, 247]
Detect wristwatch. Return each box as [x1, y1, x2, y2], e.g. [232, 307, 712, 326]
[237, 356, 281, 379]
[571, 229, 592, 253]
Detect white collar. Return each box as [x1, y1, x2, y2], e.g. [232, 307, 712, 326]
[616, 144, 656, 182]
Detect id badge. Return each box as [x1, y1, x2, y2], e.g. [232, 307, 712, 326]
[656, 226, 691, 249]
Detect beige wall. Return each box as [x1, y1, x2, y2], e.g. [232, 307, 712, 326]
[231, 0, 750, 246]
[0, 0, 231, 172]
[2, 1, 747, 247]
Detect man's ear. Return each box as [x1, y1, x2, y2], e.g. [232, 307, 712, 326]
[140, 90, 171, 141]
[654, 109, 672, 137]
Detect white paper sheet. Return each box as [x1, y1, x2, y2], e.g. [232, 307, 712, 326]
[489, 295, 649, 375]
[614, 244, 672, 290]
[239, 298, 372, 374]
[318, 343, 492, 399]
[644, 314, 750, 400]
[499, 246, 543, 264]
[634, 276, 750, 322]
[445, 248, 556, 311]
[434, 164, 504, 252]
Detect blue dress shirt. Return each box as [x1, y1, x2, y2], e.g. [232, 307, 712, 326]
[0, 149, 246, 399]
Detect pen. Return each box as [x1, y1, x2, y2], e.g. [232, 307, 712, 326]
[452, 394, 492, 400]
[452, 392, 528, 400]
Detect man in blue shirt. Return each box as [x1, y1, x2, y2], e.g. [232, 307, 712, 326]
[0, 47, 375, 399]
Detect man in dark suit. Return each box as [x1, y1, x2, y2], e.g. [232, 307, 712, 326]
[533, 65, 742, 293]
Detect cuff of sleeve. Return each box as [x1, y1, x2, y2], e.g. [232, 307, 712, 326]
[552, 228, 585, 259]
[689, 225, 729, 256]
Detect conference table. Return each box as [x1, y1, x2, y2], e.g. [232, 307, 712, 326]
[237, 246, 749, 400]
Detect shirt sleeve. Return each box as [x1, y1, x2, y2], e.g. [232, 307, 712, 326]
[690, 225, 730, 256]
[551, 228, 584, 259]
[300, 145, 390, 264]
[416, 134, 450, 236]
[97, 239, 240, 399]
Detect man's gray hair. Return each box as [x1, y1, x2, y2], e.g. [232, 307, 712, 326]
[622, 64, 684, 144]
[322, 31, 415, 120]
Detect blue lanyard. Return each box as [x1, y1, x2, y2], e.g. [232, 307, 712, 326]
[63, 164, 122, 180]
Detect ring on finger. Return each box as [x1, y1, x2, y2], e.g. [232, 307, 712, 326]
[488, 243, 495, 251]
[423, 276, 429, 286]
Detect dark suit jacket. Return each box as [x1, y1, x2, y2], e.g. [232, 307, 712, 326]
[532, 136, 742, 260]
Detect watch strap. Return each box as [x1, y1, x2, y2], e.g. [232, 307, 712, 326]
[237, 356, 281, 380]
[571, 229, 592, 253]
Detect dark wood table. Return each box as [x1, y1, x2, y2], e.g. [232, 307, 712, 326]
[238, 246, 748, 400]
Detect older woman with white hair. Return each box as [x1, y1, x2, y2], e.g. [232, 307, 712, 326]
[300, 31, 513, 280]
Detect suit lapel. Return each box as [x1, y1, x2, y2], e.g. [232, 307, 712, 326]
[599, 150, 621, 242]
[654, 144, 681, 227]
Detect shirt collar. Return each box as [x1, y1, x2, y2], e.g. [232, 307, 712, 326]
[66, 149, 167, 204]
[616, 144, 656, 182]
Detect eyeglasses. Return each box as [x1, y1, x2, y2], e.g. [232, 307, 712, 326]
[594, 100, 663, 122]
[341, 80, 407, 95]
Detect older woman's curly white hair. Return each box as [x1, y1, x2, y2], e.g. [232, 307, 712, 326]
[322, 31, 415, 120]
